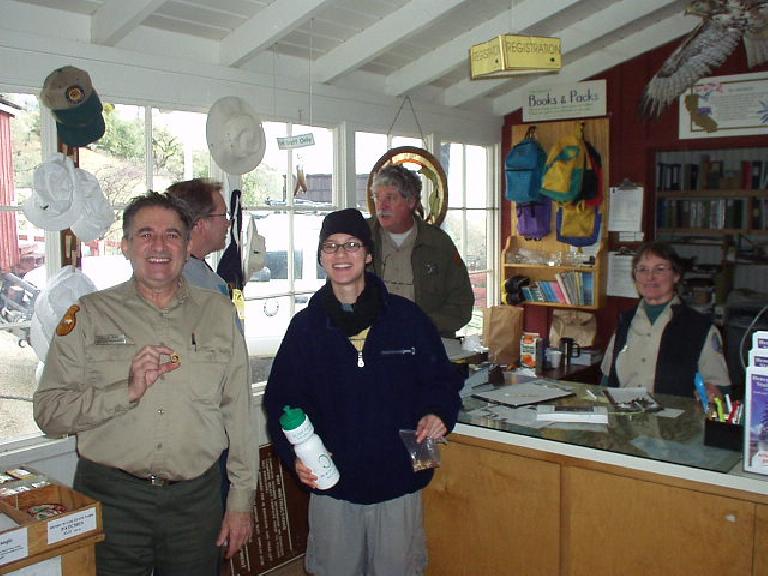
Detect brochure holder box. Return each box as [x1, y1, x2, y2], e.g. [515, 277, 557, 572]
[744, 366, 768, 475]
[0, 482, 102, 567]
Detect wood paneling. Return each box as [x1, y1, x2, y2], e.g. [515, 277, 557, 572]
[424, 441, 560, 576]
[564, 466, 754, 576]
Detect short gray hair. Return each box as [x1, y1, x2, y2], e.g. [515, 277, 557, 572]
[372, 164, 422, 202]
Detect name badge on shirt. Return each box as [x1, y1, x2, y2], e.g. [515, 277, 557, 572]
[94, 334, 130, 345]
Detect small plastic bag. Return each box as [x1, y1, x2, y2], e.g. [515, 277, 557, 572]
[398, 429, 442, 472]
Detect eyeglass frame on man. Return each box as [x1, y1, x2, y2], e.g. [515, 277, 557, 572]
[320, 240, 365, 254]
[205, 212, 232, 221]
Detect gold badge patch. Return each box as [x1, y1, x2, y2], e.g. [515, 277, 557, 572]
[55, 305, 80, 336]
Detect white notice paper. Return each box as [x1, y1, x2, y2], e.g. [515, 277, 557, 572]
[607, 252, 639, 298]
[0, 527, 28, 566]
[608, 186, 644, 232]
[47, 507, 97, 545]
[6, 556, 62, 576]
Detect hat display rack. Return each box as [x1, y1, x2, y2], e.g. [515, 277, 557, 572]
[366, 96, 448, 227]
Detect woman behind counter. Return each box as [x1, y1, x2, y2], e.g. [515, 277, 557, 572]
[601, 241, 731, 398]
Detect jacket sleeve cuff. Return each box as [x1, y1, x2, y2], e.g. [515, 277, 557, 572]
[226, 486, 256, 513]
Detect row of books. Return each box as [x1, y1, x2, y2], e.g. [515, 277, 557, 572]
[521, 272, 594, 306]
[657, 159, 768, 192]
[656, 198, 747, 230]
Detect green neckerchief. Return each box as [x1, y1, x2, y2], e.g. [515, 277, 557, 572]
[643, 300, 671, 325]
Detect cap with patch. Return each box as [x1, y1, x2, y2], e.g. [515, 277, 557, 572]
[53, 90, 106, 147]
[40, 66, 94, 111]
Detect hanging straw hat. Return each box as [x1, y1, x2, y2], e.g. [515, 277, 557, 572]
[70, 168, 115, 242]
[23, 153, 84, 231]
[206, 97, 266, 175]
[30, 266, 97, 362]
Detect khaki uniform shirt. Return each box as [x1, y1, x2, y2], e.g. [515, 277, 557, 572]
[379, 228, 417, 302]
[601, 296, 731, 392]
[33, 278, 257, 512]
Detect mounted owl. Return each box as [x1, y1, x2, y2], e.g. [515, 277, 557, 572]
[641, 0, 768, 117]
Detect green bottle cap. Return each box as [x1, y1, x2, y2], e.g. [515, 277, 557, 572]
[279, 405, 306, 430]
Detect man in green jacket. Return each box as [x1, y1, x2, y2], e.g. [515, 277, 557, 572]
[368, 164, 474, 337]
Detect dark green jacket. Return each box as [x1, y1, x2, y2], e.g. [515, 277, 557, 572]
[368, 216, 474, 337]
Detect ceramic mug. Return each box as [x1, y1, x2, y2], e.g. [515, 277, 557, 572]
[559, 337, 581, 366]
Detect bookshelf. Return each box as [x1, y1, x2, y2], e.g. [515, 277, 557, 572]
[655, 148, 768, 236]
[505, 118, 609, 310]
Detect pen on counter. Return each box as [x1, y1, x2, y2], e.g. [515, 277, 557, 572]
[714, 397, 725, 422]
[725, 393, 733, 415]
[585, 389, 598, 401]
[693, 372, 709, 411]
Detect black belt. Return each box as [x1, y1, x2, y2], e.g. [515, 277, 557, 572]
[118, 469, 184, 487]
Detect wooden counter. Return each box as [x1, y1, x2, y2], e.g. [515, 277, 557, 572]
[424, 423, 768, 576]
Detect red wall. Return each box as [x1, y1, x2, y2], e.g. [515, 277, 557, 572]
[501, 37, 768, 347]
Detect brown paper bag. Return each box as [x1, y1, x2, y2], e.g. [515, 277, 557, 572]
[482, 305, 524, 365]
[548, 309, 596, 348]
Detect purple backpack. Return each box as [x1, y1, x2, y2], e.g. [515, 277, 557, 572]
[516, 199, 551, 241]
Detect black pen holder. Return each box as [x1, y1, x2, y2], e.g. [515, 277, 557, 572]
[704, 419, 743, 451]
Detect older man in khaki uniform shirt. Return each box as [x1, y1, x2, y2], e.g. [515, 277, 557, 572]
[34, 192, 257, 576]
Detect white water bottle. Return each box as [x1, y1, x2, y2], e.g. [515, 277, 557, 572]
[279, 405, 340, 489]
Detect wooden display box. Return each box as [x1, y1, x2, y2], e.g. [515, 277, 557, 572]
[0, 483, 102, 569]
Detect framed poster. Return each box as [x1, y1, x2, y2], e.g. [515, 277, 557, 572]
[679, 72, 768, 139]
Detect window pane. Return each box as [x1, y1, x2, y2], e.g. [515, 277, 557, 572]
[443, 143, 465, 209]
[355, 132, 386, 210]
[465, 145, 488, 209]
[1, 92, 43, 441]
[292, 125, 334, 207]
[151, 108, 209, 191]
[79, 103, 147, 205]
[241, 122, 289, 206]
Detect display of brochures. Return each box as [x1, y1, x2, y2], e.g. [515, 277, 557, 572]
[744, 367, 768, 475]
[535, 404, 608, 424]
[603, 387, 661, 412]
[749, 349, 768, 369]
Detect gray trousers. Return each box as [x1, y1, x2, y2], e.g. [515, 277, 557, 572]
[306, 491, 427, 576]
[74, 458, 223, 576]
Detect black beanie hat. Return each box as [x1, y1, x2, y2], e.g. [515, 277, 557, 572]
[319, 208, 373, 256]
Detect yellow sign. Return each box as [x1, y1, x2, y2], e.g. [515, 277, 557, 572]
[470, 35, 561, 79]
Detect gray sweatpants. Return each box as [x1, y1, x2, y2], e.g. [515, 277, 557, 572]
[305, 491, 427, 576]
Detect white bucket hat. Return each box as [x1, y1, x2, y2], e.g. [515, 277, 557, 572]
[206, 97, 266, 175]
[30, 265, 97, 362]
[23, 153, 83, 231]
[70, 168, 115, 242]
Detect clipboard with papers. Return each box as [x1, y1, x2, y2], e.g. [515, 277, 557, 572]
[472, 381, 575, 408]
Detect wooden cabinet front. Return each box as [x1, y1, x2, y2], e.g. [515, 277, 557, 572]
[423, 441, 560, 576]
[563, 466, 754, 576]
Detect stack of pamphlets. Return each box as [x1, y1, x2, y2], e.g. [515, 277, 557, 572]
[744, 331, 768, 475]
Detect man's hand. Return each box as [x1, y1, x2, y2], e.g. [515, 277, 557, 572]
[217, 510, 253, 559]
[127, 344, 180, 402]
[295, 457, 319, 488]
[416, 414, 446, 443]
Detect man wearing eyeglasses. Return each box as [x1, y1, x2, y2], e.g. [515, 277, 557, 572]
[369, 164, 474, 337]
[264, 208, 462, 576]
[167, 178, 232, 297]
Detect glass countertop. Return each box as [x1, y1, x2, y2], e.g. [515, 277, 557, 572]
[459, 373, 742, 474]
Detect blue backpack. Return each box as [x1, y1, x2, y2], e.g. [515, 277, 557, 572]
[517, 198, 551, 241]
[505, 127, 546, 203]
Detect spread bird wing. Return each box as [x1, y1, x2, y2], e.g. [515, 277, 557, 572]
[641, 19, 741, 117]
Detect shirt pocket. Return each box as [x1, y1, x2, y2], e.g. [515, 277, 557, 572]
[85, 345, 138, 388]
[184, 346, 230, 404]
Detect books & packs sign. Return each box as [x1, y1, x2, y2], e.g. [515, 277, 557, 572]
[679, 71, 768, 139]
[523, 80, 606, 122]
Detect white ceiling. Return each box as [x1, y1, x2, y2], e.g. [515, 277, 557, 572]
[6, 0, 696, 117]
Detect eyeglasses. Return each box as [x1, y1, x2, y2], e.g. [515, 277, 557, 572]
[371, 192, 403, 204]
[634, 265, 673, 276]
[205, 212, 231, 221]
[320, 240, 364, 254]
